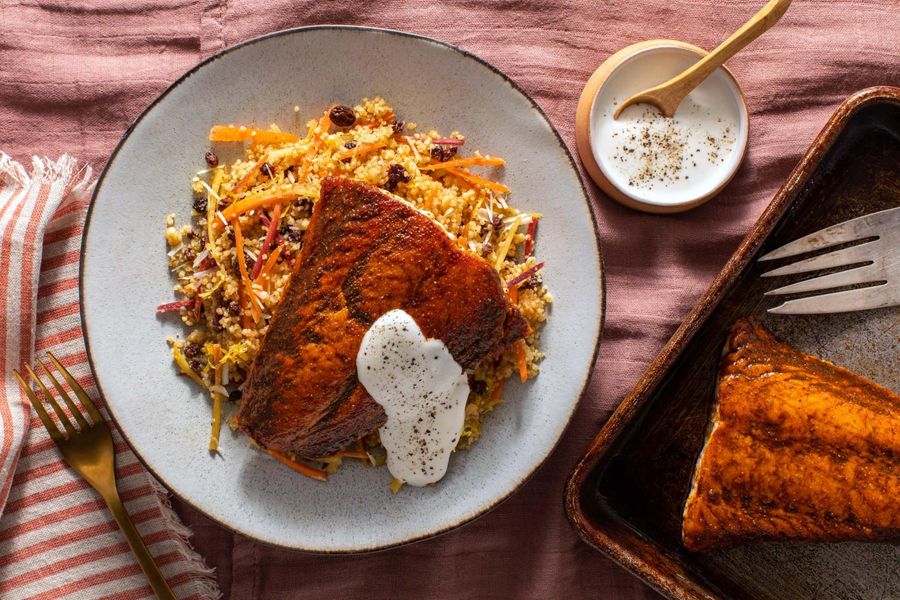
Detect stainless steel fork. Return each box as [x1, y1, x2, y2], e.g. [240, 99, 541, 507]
[759, 206, 900, 314]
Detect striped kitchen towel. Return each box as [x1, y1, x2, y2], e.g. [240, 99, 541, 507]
[0, 153, 221, 599]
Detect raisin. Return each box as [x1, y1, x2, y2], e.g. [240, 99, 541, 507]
[192, 195, 208, 213]
[260, 162, 274, 178]
[386, 164, 411, 191]
[280, 226, 303, 244]
[392, 120, 405, 135]
[344, 140, 357, 149]
[469, 378, 487, 395]
[520, 274, 543, 290]
[481, 242, 493, 258]
[188, 359, 202, 373]
[329, 105, 356, 127]
[227, 301, 241, 316]
[204, 151, 218, 167]
[211, 314, 225, 332]
[491, 215, 503, 231]
[184, 342, 201, 358]
[228, 389, 243, 402]
[430, 145, 458, 162]
[231, 252, 252, 274]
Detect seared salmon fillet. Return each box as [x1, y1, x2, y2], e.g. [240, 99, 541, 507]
[682, 317, 900, 551]
[237, 177, 528, 458]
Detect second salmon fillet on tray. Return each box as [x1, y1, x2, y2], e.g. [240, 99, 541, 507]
[237, 177, 528, 458]
[683, 317, 900, 551]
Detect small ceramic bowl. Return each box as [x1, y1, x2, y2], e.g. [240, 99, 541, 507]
[575, 40, 750, 213]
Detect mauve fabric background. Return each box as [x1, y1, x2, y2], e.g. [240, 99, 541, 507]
[1, 1, 898, 598]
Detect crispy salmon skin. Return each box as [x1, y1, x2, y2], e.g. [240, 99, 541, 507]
[682, 317, 899, 551]
[237, 178, 528, 458]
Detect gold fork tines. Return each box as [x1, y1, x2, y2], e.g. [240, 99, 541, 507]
[14, 353, 176, 600]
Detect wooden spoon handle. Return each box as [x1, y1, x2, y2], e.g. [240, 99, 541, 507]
[664, 0, 792, 105]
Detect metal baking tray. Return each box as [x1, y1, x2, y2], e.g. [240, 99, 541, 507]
[565, 86, 900, 600]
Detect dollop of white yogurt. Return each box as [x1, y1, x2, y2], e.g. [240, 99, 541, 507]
[356, 309, 469, 486]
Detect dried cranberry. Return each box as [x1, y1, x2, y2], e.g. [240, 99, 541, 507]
[386, 164, 411, 191]
[204, 151, 218, 167]
[520, 274, 543, 290]
[329, 105, 356, 127]
[392, 120, 405, 135]
[192, 195, 208, 213]
[280, 226, 303, 244]
[491, 215, 503, 231]
[227, 301, 241, 316]
[430, 145, 458, 162]
[260, 162, 275, 178]
[184, 342, 201, 358]
[231, 252, 252, 273]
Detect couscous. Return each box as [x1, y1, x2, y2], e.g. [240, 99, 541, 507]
[161, 98, 551, 478]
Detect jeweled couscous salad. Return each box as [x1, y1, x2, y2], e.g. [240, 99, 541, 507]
[160, 98, 550, 485]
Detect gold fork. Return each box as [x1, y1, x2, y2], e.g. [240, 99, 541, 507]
[14, 352, 176, 600]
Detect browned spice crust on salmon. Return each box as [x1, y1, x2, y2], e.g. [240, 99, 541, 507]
[237, 177, 528, 458]
[682, 317, 900, 551]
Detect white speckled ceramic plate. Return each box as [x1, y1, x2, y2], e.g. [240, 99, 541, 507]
[81, 26, 604, 552]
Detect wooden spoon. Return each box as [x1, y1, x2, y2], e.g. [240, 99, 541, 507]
[613, 0, 791, 119]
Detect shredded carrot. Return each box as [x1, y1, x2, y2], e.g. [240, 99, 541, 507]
[209, 346, 223, 452]
[267, 450, 329, 481]
[254, 244, 283, 286]
[209, 125, 298, 145]
[291, 111, 331, 178]
[457, 221, 472, 247]
[239, 288, 252, 329]
[330, 450, 369, 460]
[228, 160, 263, 198]
[491, 381, 505, 405]
[311, 112, 331, 151]
[445, 167, 510, 194]
[508, 285, 518, 304]
[333, 140, 386, 161]
[515, 340, 528, 383]
[220, 190, 301, 223]
[233, 220, 261, 323]
[251, 204, 281, 279]
[419, 156, 505, 170]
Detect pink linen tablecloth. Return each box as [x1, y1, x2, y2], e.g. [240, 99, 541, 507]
[1, 1, 898, 598]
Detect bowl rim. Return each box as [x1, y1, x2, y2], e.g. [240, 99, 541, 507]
[575, 39, 749, 214]
[79, 24, 607, 553]
[590, 44, 749, 208]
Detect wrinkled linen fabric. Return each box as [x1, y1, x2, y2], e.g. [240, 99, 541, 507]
[1, 0, 897, 598]
[0, 154, 221, 599]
